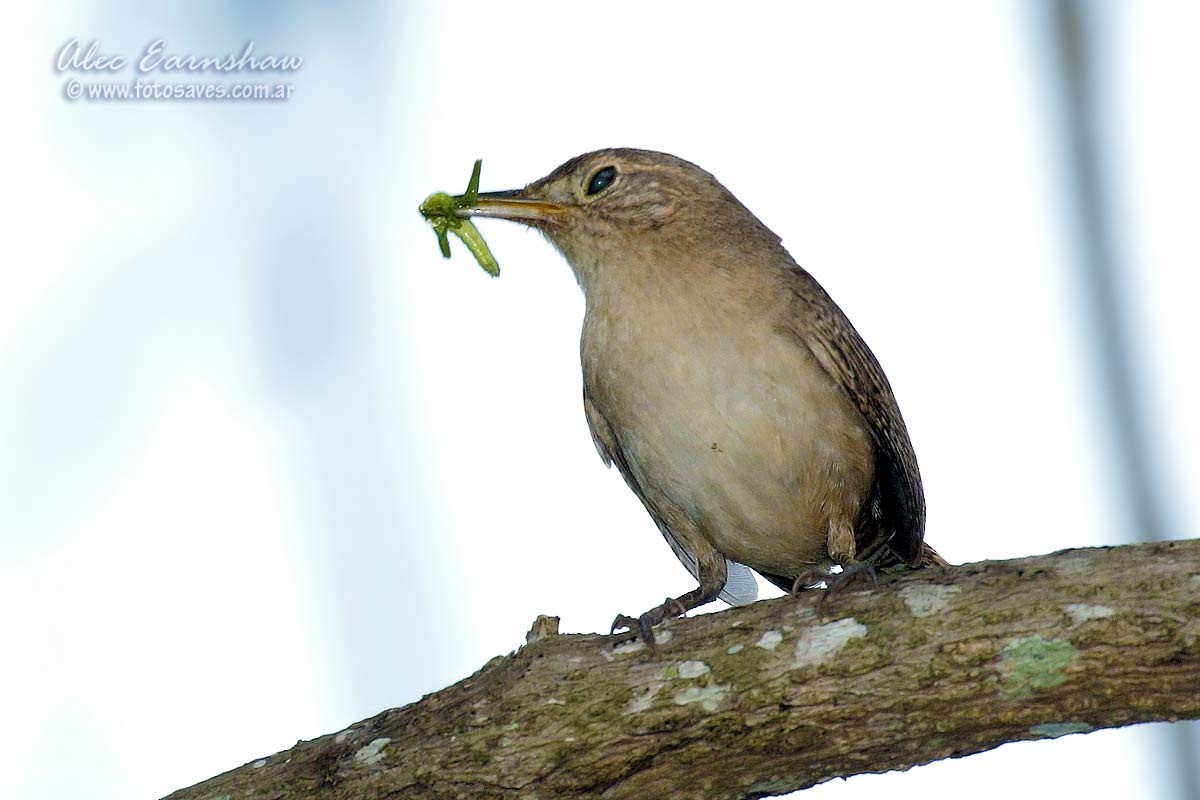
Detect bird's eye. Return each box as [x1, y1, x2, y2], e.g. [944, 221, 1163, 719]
[587, 166, 617, 196]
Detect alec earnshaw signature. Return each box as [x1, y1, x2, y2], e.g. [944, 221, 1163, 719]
[55, 39, 303, 74]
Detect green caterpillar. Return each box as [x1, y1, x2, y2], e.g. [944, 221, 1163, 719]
[418, 159, 500, 277]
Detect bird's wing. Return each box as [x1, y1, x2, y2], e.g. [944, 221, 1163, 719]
[781, 265, 926, 566]
[584, 391, 758, 606]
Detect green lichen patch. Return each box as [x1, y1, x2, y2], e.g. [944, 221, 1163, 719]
[623, 685, 661, 715]
[898, 583, 961, 618]
[673, 684, 730, 712]
[1063, 603, 1114, 624]
[792, 618, 868, 669]
[755, 630, 783, 650]
[708, 653, 776, 696]
[1030, 721, 1093, 738]
[1054, 554, 1093, 576]
[998, 635, 1078, 700]
[353, 737, 391, 766]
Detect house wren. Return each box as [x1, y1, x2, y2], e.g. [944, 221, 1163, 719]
[455, 149, 945, 644]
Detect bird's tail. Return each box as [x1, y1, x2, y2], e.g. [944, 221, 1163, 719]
[918, 543, 950, 568]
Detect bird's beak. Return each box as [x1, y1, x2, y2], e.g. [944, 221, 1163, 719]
[454, 189, 567, 225]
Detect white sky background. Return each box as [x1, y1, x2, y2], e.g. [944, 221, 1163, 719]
[2, 2, 1197, 799]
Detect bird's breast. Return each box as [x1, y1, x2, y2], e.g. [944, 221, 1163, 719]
[581, 271, 874, 575]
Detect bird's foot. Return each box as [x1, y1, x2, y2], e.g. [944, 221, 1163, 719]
[610, 597, 687, 657]
[789, 562, 880, 611]
[823, 561, 880, 595]
[789, 566, 833, 594]
[817, 536, 897, 597]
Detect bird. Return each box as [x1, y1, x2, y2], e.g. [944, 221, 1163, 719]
[454, 148, 946, 645]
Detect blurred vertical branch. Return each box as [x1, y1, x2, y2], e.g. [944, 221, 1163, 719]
[1045, 1, 1198, 797]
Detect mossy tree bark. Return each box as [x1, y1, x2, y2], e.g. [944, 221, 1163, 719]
[165, 539, 1200, 800]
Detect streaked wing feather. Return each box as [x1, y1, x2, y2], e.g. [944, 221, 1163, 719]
[781, 265, 926, 565]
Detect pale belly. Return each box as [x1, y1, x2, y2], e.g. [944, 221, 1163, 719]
[584, 307, 874, 576]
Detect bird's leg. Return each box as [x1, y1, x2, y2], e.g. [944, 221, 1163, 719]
[821, 534, 898, 597]
[609, 589, 703, 652]
[611, 550, 727, 655]
[820, 519, 881, 594]
[826, 519, 857, 564]
[789, 523, 893, 597]
[787, 520, 860, 593]
[789, 564, 830, 593]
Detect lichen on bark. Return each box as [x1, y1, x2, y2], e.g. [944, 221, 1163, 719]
[165, 540, 1200, 800]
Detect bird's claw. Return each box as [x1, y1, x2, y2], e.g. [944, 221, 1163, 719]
[826, 561, 880, 592]
[789, 566, 832, 594]
[610, 612, 659, 655]
[610, 613, 641, 637]
[789, 562, 881, 613]
[610, 596, 690, 657]
[814, 562, 880, 611]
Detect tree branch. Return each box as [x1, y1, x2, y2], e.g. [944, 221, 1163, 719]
[164, 539, 1200, 799]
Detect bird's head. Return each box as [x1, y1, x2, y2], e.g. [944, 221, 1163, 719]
[456, 148, 776, 290]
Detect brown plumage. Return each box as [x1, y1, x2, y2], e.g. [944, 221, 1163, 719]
[457, 148, 945, 643]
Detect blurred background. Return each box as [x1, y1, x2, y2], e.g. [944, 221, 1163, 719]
[4, 1, 1198, 798]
